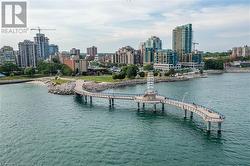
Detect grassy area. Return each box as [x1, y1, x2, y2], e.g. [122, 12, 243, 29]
[0, 74, 48, 81]
[61, 75, 147, 83]
[76, 75, 118, 83]
[52, 79, 70, 85]
[0, 75, 31, 80]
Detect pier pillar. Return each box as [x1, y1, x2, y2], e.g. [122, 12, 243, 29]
[207, 121, 211, 132]
[137, 102, 140, 110]
[111, 98, 114, 107]
[84, 96, 87, 103]
[109, 99, 111, 107]
[184, 109, 187, 119]
[190, 112, 193, 119]
[82, 95, 86, 103]
[90, 96, 92, 105]
[218, 122, 222, 133]
[154, 104, 156, 112]
[142, 103, 145, 110]
[76, 93, 82, 98]
[162, 103, 165, 112]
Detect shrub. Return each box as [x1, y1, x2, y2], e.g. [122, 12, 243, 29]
[112, 73, 126, 79]
[24, 67, 35, 77]
[138, 72, 145, 77]
[154, 71, 159, 76]
[10, 72, 14, 77]
[143, 64, 153, 71]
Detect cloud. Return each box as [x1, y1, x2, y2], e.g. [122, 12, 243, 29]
[0, 0, 249, 52]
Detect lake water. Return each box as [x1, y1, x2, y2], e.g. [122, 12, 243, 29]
[0, 73, 250, 165]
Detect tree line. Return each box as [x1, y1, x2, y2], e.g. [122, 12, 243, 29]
[0, 59, 72, 77]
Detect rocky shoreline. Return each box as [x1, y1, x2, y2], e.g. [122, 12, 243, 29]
[204, 68, 250, 74]
[47, 81, 76, 95]
[21, 74, 208, 95]
[46, 76, 190, 95]
[81, 77, 189, 92]
[225, 67, 250, 73]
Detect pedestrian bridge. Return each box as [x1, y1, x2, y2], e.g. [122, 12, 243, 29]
[74, 80, 225, 132]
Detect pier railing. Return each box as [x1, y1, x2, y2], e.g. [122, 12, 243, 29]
[74, 80, 225, 131]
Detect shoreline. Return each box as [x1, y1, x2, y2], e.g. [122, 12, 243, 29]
[80, 77, 190, 92]
[225, 68, 250, 73]
[0, 74, 207, 95]
[0, 79, 35, 85]
[46, 75, 206, 95]
[204, 68, 250, 74]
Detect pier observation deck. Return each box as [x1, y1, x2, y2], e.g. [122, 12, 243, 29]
[74, 73, 225, 132]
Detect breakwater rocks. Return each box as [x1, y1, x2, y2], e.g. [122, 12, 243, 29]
[48, 81, 76, 95]
[47, 77, 189, 95]
[82, 77, 189, 92]
[225, 67, 250, 73]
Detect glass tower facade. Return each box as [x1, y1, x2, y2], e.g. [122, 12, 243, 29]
[154, 49, 178, 65]
[143, 36, 162, 64]
[172, 24, 192, 62]
[34, 33, 50, 60]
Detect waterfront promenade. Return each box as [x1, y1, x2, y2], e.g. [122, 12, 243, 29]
[74, 79, 225, 132]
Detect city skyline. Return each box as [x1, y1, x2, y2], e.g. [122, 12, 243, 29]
[0, 0, 250, 52]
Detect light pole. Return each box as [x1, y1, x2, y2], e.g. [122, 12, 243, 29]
[182, 92, 189, 103]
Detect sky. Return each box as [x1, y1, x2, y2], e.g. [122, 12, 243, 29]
[0, 0, 250, 53]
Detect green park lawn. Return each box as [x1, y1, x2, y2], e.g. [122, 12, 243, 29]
[52, 79, 70, 85]
[77, 75, 117, 83]
[0, 74, 47, 81]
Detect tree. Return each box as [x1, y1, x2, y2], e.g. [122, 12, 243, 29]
[0, 62, 19, 76]
[126, 65, 139, 78]
[112, 72, 126, 79]
[138, 71, 145, 77]
[37, 61, 50, 74]
[143, 64, 153, 71]
[199, 69, 204, 74]
[204, 59, 224, 70]
[203, 52, 229, 58]
[24, 67, 35, 77]
[154, 71, 159, 76]
[165, 68, 176, 76]
[61, 65, 72, 76]
[52, 57, 60, 63]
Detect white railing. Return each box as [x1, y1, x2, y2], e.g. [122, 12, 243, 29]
[74, 82, 224, 123]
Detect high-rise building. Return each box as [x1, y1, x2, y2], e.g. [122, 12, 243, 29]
[139, 42, 145, 64]
[153, 49, 180, 71]
[87, 46, 97, 57]
[154, 49, 178, 65]
[242, 45, 250, 57]
[61, 54, 88, 74]
[172, 24, 192, 62]
[143, 36, 162, 64]
[97, 53, 114, 63]
[86, 46, 97, 61]
[34, 33, 49, 60]
[18, 40, 37, 67]
[231, 45, 250, 59]
[49, 44, 59, 56]
[113, 46, 142, 65]
[0, 46, 16, 65]
[70, 48, 80, 56]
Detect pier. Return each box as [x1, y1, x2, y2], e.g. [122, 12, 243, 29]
[74, 73, 225, 132]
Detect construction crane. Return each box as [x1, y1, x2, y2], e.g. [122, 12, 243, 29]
[30, 26, 56, 34]
[192, 42, 199, 52]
